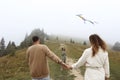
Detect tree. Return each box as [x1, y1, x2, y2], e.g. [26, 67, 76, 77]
[20, 28, 47, 48]
[0, 37, 5, 50]
[0, 38, 6, 56]
[6, 41, 12, 50]
[40, 28, 45, 43]
[0, 41, 1, 50]
[6, 41, 16, 56]
[22, 33, 30, 47]
[70, 39, 75, 43]
[83, 41, 87, 45]
[56, 36, 59, 40]
[112, 42, 120, 51]
[24, 33, 28, 46]
[11, 42, 16, 49]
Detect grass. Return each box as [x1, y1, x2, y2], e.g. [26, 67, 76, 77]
[45, 41, 75, 80]
[108, 50, 120, 80]
[0, 40, 120, 80]
[0, 49, 31, 80]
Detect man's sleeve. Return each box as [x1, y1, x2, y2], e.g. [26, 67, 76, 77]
[44, 45, 62, 64]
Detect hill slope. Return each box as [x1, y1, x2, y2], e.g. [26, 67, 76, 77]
[0, 41, 120, 80]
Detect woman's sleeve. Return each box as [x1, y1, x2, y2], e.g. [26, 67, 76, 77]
[103, 53, 110, 78]
[72, 49, 89, 69]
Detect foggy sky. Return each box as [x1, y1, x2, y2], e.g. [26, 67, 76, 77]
[0, 0, 120, 45]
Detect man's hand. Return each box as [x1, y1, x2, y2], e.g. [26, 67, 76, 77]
[61, 62, 72, 70]
[105, 77, 109, 80]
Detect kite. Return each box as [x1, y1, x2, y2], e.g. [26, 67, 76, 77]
[76, 14, 98, 24]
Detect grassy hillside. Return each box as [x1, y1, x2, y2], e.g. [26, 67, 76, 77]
[45, 41, 75, 80]
[108, 50, 120, 80]
[0, 41, 75, 80]
[0, 49, 30, 80]
[0, 40, 120, 80]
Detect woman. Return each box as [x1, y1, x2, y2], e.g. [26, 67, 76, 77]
[71, 34, 110, 80]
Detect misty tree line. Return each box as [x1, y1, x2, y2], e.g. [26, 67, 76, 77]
[0, 28, 48, 57]
[0, 28, 87, 57]
[0, 38, 16, 56]
[112, 42, 120, 51]
[0, 28, 120, 57]
[20, 28, 48, 48]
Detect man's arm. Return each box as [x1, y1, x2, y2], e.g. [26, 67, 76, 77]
[43, 45, 69, 69]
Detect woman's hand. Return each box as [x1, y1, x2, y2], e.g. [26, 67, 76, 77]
[61, 62, 73, 70]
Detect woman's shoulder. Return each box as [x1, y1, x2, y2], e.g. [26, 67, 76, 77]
[99, 48, 108, 53]
[84, 47, 92, 52]
[82, 47, 92, 56]
[98, 48, 108, 56]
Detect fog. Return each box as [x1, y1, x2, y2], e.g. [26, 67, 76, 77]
[0, 0, 120, 45]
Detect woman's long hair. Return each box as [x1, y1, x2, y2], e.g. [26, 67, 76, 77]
[89, 34, 107, 56]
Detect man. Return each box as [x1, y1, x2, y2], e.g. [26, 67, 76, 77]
[26, 36, 69, 80]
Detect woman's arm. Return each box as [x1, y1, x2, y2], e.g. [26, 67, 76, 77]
[103, 52, 110, 79]
[72, 49, 89, 69]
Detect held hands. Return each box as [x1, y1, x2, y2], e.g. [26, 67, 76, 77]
[61, 62, 72, 70]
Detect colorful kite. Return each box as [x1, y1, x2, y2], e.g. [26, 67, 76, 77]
[76, 14, 98, 24]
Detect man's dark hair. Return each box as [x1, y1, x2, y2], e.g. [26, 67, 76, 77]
[32, 36, 39, 42]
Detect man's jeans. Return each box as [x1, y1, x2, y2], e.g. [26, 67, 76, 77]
[32, 76, 50, 80]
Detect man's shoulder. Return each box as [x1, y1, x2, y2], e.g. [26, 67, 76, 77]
[27, 45, 33, 51]
[27, 44, 49, 51]
[38, 44, 49, 50]
[40, 44, 47, 48]
[29, 44, 46, 47]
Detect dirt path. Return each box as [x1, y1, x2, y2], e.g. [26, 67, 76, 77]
[67, 57, 84, 80]
[60, 44, 83, 80]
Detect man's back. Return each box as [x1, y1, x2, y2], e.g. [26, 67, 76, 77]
[26, 44, 49, 78]
[26, 36, 69, 80]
